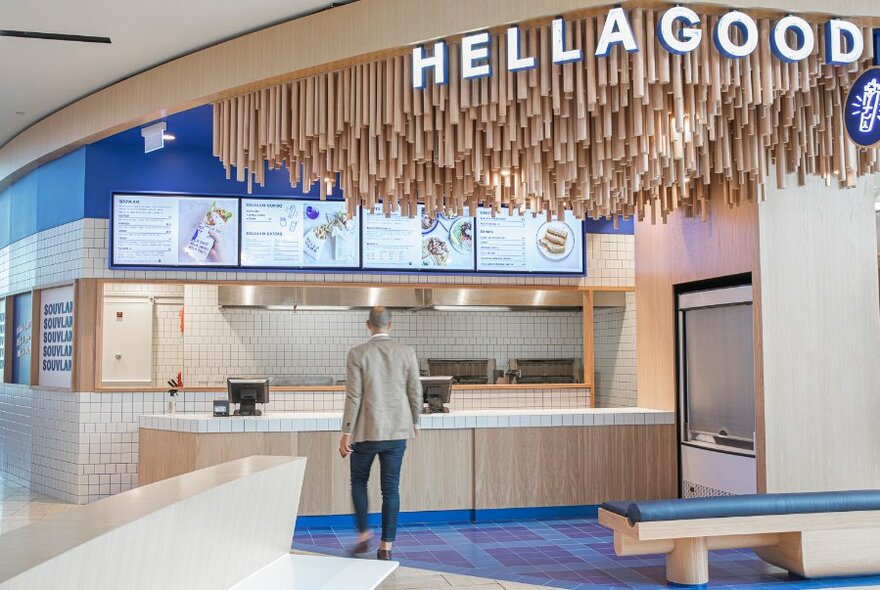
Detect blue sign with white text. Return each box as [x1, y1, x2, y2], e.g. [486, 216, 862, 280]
[845, 67, 880, 148]
[11, 292, 32, 385]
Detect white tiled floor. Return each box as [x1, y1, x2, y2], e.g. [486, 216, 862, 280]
[376, 567, 545, 589]
[0, 476, 78, 534]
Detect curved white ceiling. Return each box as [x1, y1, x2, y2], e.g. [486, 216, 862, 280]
[0, 0, 353, 148]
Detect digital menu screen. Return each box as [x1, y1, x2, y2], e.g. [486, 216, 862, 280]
[112, 194, 240, 267]
[240, 199, 359, 269]
[362, 205, 475, 272]
[476, 208, 584, 274]
[110, 193, 586, 276]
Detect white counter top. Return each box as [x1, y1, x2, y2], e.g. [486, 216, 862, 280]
[139, 407, 674, 434]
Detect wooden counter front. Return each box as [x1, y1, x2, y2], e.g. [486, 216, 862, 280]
[138, 414, 676, 516]
[138, 429, 473, 515]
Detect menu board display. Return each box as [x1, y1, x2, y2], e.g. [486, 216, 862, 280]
[112, 194, 239, 267]
[362, 205, 475, 271]
[110, 193, 585, 275]
[476, 208, 584, 274]
[240, 199, 359, 268]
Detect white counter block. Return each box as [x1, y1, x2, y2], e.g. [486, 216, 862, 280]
[137, 408, 675, 434]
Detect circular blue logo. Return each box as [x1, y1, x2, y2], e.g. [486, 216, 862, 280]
[845, 67, 880, 148]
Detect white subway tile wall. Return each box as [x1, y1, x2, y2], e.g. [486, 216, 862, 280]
[0, 385, 84, 503]
[167, 388, 591, 414]
[182, 284, 583, 386]
[0, 220, 88, 295]
[593, 292, 637, 407]
[0, 218, 635, 504]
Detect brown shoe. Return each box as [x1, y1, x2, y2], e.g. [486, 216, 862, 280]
[377, 549, 392, 561]
[348, 539, 371, 556]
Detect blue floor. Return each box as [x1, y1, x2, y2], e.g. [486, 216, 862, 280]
[293, 518, 880, 589]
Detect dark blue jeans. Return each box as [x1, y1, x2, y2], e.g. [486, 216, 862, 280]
[350, 439, 407, 542]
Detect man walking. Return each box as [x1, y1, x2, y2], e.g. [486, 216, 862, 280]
[339, 306, 422, 560]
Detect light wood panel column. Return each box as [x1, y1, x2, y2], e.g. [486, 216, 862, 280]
[757, 172, 880, 492]
[582, 291, 595, 402]
[73, 279, 99, 392]
[29, 291, 40, 386]
[635, 190, 760, 410]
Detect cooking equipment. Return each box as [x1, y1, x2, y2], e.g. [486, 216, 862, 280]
[508, 358, 580, 384]
[426, 359, 495, 385]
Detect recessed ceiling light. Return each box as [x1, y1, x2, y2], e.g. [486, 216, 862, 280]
[875, 200, 880, 212]
[162, 133, 175, 141]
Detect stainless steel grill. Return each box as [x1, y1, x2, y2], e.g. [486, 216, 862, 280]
[426, 359, 495, 385]
[509, 358, 580, 384]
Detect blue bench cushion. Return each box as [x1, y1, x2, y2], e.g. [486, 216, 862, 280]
[601, 490, 880, 525]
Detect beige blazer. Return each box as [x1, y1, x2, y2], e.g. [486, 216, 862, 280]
[341, 334, 423, 443]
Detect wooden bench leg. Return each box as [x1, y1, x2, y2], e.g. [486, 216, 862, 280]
[666, 537, 709, 586]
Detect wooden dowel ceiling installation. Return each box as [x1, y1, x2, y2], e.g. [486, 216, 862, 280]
[211, 8, 879, 222]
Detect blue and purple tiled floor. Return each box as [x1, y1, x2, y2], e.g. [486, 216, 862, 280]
[294, 518, 880, 589]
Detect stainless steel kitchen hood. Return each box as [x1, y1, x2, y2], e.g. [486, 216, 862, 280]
[218, 285, 428, 310]
[428, 287, 582, 309]
[217, 285, 584, 311]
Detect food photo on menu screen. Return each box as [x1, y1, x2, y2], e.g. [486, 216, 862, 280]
[420, 207, 475, 271]
[177, 198, 239, 266]
[240, 199, 359, 268]
[301, 202, 359, 267]
[362, 204, 475, 271]
[475, 207, 584, 273]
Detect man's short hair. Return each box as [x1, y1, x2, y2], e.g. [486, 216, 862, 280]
[368, 306, 392, 330]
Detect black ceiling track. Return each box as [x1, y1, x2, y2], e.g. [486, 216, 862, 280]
[0, 30, 111, 44]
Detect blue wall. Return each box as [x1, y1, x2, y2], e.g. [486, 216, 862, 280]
[11, 292, 33, 385]
[83, 107, 333, 219]
[0, 148, 86, 250]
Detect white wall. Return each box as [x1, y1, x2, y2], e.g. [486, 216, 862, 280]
[593, 292, 637, 407]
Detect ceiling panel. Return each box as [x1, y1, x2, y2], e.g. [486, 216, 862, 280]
[0, 0, 353, 147]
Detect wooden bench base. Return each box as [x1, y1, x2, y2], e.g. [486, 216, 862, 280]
[756, 528, 880, 579]
[599, 508, 880, 586]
